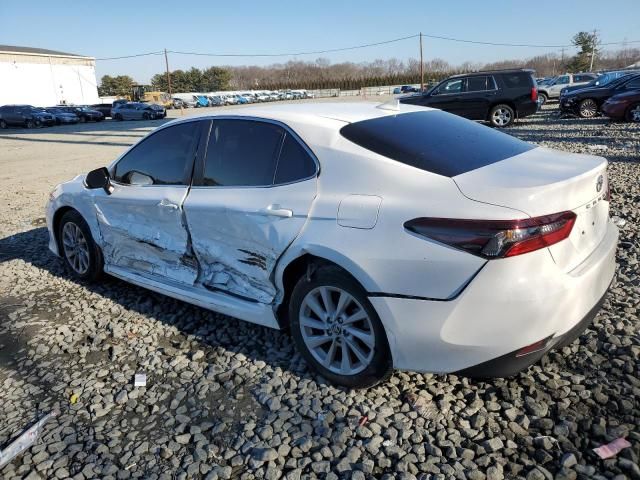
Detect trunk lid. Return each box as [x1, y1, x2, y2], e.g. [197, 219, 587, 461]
[453, 147, 609, 271]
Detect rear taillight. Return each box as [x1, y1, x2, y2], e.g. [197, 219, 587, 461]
[404, 211, 576, 259]
[531, 87, 538, 102]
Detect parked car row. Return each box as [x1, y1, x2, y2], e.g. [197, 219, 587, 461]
[171, 89, 314, 109]
[0, 104, 105, 128]
[559, 72, 640, 121]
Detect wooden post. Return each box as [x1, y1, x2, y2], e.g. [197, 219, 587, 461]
[419, 32, 424, 92]
[164, 49, 172, 96]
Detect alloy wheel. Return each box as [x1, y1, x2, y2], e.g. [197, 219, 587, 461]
[492, 108, 512, 127]
[62, 222, 90, 275]
[579, 99, 598, 118]
[299, 286, 375, 375]
[629, 105, 640, 123]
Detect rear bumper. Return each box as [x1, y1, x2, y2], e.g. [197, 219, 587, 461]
[517, 101, 539, 118]
[454, 284, 609, 377]
[369, 221, 618, 374]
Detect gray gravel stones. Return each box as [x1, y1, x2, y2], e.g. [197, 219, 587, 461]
[0, 105, 638, 479]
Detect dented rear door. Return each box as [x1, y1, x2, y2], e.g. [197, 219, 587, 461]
[184, 119, 318, 304]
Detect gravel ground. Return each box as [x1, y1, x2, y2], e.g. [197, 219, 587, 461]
[0, 102, 638, 480]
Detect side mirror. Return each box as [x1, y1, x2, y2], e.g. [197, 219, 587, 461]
[85, 167, 111, 194]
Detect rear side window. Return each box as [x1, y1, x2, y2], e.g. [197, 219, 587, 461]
[502, 73, 533, 88]
[466, 76, 496, 92]
[113, 122, 200, 185]
[340, 111, 535, 178]
[202, 120, 284, 187]
[274, 133, 317, 184]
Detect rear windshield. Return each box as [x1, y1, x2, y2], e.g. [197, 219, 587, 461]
[339, 110, 535, 177]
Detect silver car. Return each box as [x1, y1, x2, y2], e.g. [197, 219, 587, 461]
[112, 103, 162, 121]
[537, 73, 597, 104]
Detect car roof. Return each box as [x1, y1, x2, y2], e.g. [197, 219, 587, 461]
[449, 68, 534, 79]
[169, 102, 432, 127]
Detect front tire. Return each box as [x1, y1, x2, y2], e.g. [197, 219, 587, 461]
[578, 98, 598, 118]
[625, 103, 640, 123]
[0, 119, 7, 129]
[58, 210, 103, 281]
[489, 104, 515, 127]
[289, 265, 392, 388]
[25, 119, 34, 129]
[115, 113, 123, 121]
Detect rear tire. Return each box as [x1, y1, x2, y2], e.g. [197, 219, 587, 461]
[625, 103, 640, 123]
[578, 98, 598, 118]
[289, 265, 393, 388]
[489, 104, 515, 127]
[57, 210, 103, 281]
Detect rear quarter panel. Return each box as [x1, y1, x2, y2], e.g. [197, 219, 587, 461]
[275, 127, 531, 301]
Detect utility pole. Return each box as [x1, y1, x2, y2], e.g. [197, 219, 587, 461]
[419, 32, 424, 91]
[164, 48, 172, 95]
[589, 29, 598, 71]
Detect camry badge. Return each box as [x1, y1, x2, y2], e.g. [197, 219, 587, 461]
[596, 175, 604, 193]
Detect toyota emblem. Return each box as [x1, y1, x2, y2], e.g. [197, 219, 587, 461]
[596, 175, 604, 193]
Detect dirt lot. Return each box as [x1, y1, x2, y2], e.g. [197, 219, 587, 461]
[0, 101, 638, 480]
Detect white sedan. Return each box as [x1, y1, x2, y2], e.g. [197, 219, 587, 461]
[46, 102, 618, 388]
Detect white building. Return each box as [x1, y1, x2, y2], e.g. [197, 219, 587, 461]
[0, 45, 99, 107]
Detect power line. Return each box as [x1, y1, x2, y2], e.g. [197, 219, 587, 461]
[95, 51, 163, 61]
[167, 34, 419, 58]
[93, 34, 640, 61]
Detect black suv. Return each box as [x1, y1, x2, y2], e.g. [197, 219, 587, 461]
[0, 105, 56, 129]
[400, 69, 539, 127]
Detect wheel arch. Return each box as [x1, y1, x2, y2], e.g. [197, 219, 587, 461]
[487, 101, 516, 121]
[274, 247, 379, 330]
[52, 205, 77, 252]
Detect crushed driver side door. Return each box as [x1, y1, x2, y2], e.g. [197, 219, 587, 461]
[95, 120, 206, 284]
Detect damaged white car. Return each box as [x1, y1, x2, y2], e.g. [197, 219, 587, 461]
[46, 102, 618, 388]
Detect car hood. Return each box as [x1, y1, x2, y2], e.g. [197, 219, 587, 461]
[606, 90, 640, 101]
[565, 86, 611, 98]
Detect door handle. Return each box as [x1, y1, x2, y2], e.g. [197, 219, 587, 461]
[259, 204, 293, 218]
[157, 199, 179, 210]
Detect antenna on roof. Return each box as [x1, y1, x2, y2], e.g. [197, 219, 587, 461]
[376, 98, 400, 111]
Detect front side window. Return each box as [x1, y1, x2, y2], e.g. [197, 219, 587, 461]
[438, 79, 464, 94]
[113, 122, 200, 185]
[557, 76, 570, 84]
[202, 120, 284, 187]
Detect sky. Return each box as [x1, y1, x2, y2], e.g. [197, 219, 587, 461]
[1, 0, 639, 83]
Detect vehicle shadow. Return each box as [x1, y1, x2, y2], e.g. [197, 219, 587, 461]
[0, 226, 317, 382]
